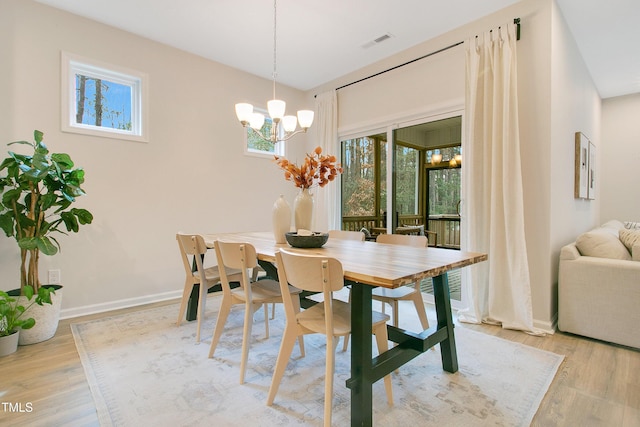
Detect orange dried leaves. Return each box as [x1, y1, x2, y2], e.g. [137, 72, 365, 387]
[274, 146, 343, 189]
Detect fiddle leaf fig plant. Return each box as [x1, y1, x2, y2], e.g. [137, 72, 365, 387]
[0, 130, 94, 293]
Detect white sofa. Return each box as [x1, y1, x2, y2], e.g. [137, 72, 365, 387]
[558, 220, 640, 349]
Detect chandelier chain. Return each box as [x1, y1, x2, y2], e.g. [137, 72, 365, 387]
[272, 0, 277, 100]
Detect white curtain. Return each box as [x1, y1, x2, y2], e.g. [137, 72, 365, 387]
[459, 22, 537, 332]
[313, 90, 339, 232]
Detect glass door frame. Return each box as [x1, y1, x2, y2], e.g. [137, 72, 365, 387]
[338, 109, 468, 310]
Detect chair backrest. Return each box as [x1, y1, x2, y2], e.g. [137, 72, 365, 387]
[376, 233, 428, 247]
[276, 249, 344, 294]
[328, 229, 365, 241]
[214, 240, 256, 297]
[276, 249, 344, 334]
[176, 233, 208, 284]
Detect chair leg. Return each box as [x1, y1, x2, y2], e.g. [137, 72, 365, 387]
[176, 280, 192, 327]
[208, 296, 232, 358]
[290, 295, 305, 357]
[373, 324, 394, 406]
[267, 327, 300, 406]
[263, 303, 270, 339]
[196, 282, 208, 343]
[324, 335, 338, 427]
[239, 301, 257, 384]
[409, 291, 430, 330]
[392, 301, 399, 327]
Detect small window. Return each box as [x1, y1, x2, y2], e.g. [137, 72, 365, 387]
[61, 52, 148, 142]
[243, 108, 285, 158]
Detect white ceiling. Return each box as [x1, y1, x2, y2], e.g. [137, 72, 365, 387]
[35, 0, 640, 98]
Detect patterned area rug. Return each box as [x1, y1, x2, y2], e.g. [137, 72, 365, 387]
[71, 296, 563, 426]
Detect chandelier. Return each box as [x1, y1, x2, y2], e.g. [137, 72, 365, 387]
[234, 0, 314, 143]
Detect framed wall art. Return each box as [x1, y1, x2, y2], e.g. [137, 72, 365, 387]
[574, 132, 595, 200]
[588, 141, 596, 199]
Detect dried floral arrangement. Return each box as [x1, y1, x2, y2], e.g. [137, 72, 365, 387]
[274, 146, 342, 189]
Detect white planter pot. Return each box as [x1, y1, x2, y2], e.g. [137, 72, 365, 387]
[0, 330, 20, 356]
[17, 285, 63, 346]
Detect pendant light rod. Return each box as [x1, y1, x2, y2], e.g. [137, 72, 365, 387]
[272, 0, 277, 100]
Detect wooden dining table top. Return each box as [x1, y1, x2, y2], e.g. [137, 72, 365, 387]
[203, 231, 487, 289]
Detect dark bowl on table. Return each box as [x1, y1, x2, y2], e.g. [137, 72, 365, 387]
[285, 232, 329, 248]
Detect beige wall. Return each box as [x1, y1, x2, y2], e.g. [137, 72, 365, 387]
[601, 93, 640, 222]
[0, 0, 309, 315]
[548, 0, 602, 323]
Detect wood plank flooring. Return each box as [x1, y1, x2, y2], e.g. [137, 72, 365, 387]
[0, 298, 638, 426]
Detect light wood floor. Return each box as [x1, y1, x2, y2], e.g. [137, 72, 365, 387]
[1, 299, 639, 427]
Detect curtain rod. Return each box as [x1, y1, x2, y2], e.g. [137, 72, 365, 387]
[331, 17, 520, 93]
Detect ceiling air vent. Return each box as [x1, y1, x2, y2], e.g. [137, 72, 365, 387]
[362, 33, 394, 49]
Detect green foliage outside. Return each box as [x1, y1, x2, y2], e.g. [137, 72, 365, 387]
[341, 138, 461, 222]
[427, 146, 461, 216]
[247, 121, 276, 153]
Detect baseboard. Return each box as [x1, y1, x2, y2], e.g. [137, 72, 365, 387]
[533, 312, 558, 335]
[60, 290, 182, 320]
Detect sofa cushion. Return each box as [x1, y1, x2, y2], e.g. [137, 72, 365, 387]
[576, 228, 632, 260]
[620, 229, 640, 255]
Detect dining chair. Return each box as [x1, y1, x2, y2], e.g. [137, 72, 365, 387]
[176, 233, 243, 343]
[372, 233, 430, 331]
[267, 249, 393, 426]
[208, 240, 304, 384]
[328, 229, 365, 241]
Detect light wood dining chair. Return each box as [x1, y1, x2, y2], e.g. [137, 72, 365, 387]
[372, 233, 430, 331]
[176, 233, 243, 343]
[208, 241, 304, 384]
[328, 229, 365, 241]
[267, 249, 393, 427]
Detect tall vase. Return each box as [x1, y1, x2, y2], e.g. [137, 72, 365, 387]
[294, 188, 314, 231]
[272, 195, 291, 244]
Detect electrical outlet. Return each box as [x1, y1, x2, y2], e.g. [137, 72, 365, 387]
[48, 269, 61, 284]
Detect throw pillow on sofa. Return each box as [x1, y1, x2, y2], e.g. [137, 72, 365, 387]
[619, 229, 640, 261]
[576, 227, 632, 260]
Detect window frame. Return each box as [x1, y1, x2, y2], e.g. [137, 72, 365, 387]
[242, 107, 286, 159]
[61, 52, 148, 142]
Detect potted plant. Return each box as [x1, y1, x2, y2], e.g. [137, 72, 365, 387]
[0, 285, 51, 356]
[0, 130, 93, 344]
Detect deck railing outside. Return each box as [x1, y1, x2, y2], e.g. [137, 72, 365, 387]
[342, 215, 461, 249]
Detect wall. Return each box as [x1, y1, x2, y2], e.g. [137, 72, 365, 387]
[0, 0, 309, 316]
[548, 0, 602, 323]
[308, 0, 601, 330]
[601, 93, 640, 222]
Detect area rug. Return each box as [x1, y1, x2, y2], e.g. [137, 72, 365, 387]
[71, 296, 563, 427]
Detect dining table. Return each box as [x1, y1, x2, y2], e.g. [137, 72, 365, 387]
[202, 231, 487, 426]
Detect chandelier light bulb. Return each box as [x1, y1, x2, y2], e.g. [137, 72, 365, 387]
[297, 110, 314, 129]
[235, 103, 253, 124]
[282, 115, 298, 132]
[267, 99, 286, 121]
[431, 151, 442, 164]
[249, 112, 265, 130]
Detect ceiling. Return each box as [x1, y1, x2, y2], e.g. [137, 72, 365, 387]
[35, 0, 640, 98]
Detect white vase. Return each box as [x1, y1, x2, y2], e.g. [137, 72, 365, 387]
[272, 195, 291, 244]
[294, 188, 314, 231]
